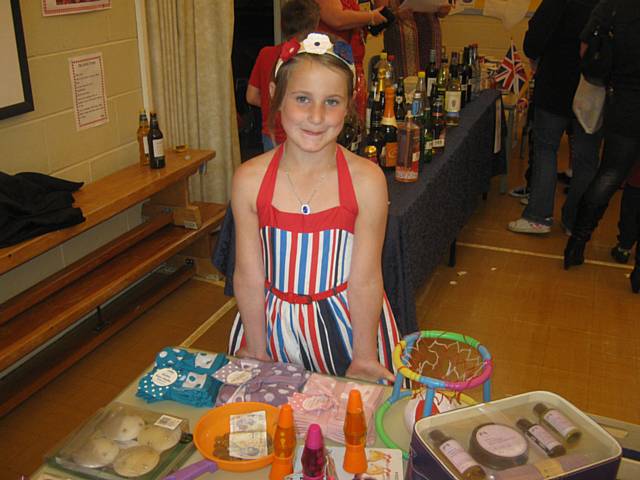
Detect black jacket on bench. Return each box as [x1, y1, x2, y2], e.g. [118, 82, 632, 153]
[0, 172, 85, 248]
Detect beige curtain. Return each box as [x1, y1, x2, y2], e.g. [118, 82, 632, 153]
[146, 0, 240, 203]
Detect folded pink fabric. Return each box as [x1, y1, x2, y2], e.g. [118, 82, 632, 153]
[288, 374, 386, 445]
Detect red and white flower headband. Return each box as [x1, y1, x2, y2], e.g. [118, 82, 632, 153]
[274, 32, 356, 85]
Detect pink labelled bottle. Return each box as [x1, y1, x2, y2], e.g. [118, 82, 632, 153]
[429, 429, 486, 480]
[533, 403, 581, 445]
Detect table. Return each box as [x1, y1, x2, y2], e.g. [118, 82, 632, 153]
[383, 90, 506, 333]
[212, 90, 507, 335]
[32, 356, 411, 480]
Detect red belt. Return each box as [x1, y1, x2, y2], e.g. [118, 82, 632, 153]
[265, 280, 348, 304]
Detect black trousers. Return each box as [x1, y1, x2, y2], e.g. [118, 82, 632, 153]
[618, 184, 640, 255]
[573, 132, 640, 255]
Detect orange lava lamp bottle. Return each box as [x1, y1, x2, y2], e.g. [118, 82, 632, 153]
[343, 389, 367, 474]
[270, 404, 296, 480]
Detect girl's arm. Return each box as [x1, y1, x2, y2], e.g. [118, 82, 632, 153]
[346, 156, 395, 383]
[231, 162, 270, 361]
[317, 0, 387, 31]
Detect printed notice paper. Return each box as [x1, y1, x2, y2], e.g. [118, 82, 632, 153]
[69, 53, 108, 131]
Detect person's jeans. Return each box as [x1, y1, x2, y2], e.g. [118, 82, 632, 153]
[262, 134, 276, 152]
[523, 107, 602, 228]
[573, 132, 640, 245]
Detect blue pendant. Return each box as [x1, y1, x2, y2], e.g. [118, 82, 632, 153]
[301, 204, 311, 215]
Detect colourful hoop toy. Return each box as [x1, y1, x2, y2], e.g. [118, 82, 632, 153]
[375, 331, 493, 459]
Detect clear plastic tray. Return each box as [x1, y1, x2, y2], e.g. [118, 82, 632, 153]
[413, 391, 622, 480]
[45, 402, 195, 479]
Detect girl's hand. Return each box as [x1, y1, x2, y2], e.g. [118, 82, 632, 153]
[346, 357, 395, 383]
[371, 7, 388, 26]
[437, 5, 452, 17]
[235, 346, 272, 363]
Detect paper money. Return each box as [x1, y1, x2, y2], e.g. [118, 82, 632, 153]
[228, 431, 268, 459]
[230, 411, 266, 433]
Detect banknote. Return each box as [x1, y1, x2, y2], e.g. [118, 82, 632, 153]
[230, 410, 266, 433]
[228, 431, 268, 459]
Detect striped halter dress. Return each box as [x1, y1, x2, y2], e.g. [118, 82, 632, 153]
[229, 145, 401, 377]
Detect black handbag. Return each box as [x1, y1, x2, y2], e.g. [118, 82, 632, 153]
[580, 0, 617, 86]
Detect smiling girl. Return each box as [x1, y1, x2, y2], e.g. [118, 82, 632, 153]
[229, 33, 400, 384]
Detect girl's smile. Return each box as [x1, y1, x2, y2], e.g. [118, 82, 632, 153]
[278, 59, 349, 153]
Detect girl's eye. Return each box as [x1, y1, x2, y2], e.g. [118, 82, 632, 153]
[295, 95, 309, 104]
[326, 98, 341, 107]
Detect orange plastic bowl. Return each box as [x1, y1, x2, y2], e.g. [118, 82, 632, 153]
[194, 402, 280, 472]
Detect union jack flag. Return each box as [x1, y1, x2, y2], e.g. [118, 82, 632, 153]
[495, 40, 528, 96]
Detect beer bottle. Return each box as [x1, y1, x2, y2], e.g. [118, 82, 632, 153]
[137, 110, 149, 166]
[147, 112, 165, 169]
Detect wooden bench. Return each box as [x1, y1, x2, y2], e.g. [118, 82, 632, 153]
[0, 149, 226, 416]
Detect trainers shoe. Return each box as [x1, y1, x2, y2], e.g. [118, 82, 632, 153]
[610, 244, 631, 264]
[509, 186, 530, 198]
[520, 197, 529, 206]
[508, 218, 551, 234]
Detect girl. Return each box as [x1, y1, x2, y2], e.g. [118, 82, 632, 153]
[229, 32, 400, 383]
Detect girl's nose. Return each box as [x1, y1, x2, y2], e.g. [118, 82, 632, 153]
[308, 102, 324, 124]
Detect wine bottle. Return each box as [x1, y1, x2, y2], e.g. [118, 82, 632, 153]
[395, 77, 406, 122]
[380, 87, 398, 168]
[461, 47, 471, 108]
[147, 112, 165, 169]
[426, 49, 438, 99]
[137, 110, 149, 166]
[432, 86, 446, 152]
[436, 47, 449, 101]
[445, 52, 462, 127]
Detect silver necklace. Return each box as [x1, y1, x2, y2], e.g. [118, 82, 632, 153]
[283, 169, 327, 215]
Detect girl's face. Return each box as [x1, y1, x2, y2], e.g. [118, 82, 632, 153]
[278, 58, 349, 153]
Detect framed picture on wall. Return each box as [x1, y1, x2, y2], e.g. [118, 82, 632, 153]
[42, 0, 111, 17]
[0, 0, 34, 120]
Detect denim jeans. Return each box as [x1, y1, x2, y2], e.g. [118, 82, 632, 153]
[523, 107, 602, 228]
[573, 132, 640, 249]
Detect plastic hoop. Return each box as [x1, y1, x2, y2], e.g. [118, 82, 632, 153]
[376, 331, 493, 459]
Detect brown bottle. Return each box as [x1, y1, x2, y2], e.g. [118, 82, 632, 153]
[137, 110, 149, 166]
[533, 403, 581, 445]
[147, 112, 165, 169]
[516, 418, 566, 458]
[429, 429, 486, 480]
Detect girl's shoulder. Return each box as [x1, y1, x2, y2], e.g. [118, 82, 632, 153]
[233, 150, 274, 187]
[341, 148, 387, 190]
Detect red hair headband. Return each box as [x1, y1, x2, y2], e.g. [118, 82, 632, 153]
[274, 33, 356, 84]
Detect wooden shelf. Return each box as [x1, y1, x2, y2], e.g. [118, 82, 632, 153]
[0, 149, 215, 275]
[0, 265, 195, 417]
[0, 201, 225, 372]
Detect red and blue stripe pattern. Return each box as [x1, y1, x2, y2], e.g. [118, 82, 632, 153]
[229, 145, 401, 377]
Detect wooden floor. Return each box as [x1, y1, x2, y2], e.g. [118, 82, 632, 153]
[1, 138, 638, 478]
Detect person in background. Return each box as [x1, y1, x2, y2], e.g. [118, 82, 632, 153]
[383, 0, 452, 78]
[316, 1, 389, 121]
[508, 0, 601, 235]
[230, 32, 400, 383]
[610, 161, 640, 271]
[564, 0, 640, 294]
[246, 0, 321, 152]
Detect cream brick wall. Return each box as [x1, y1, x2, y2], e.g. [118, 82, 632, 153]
[0, 0, 144, 303]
